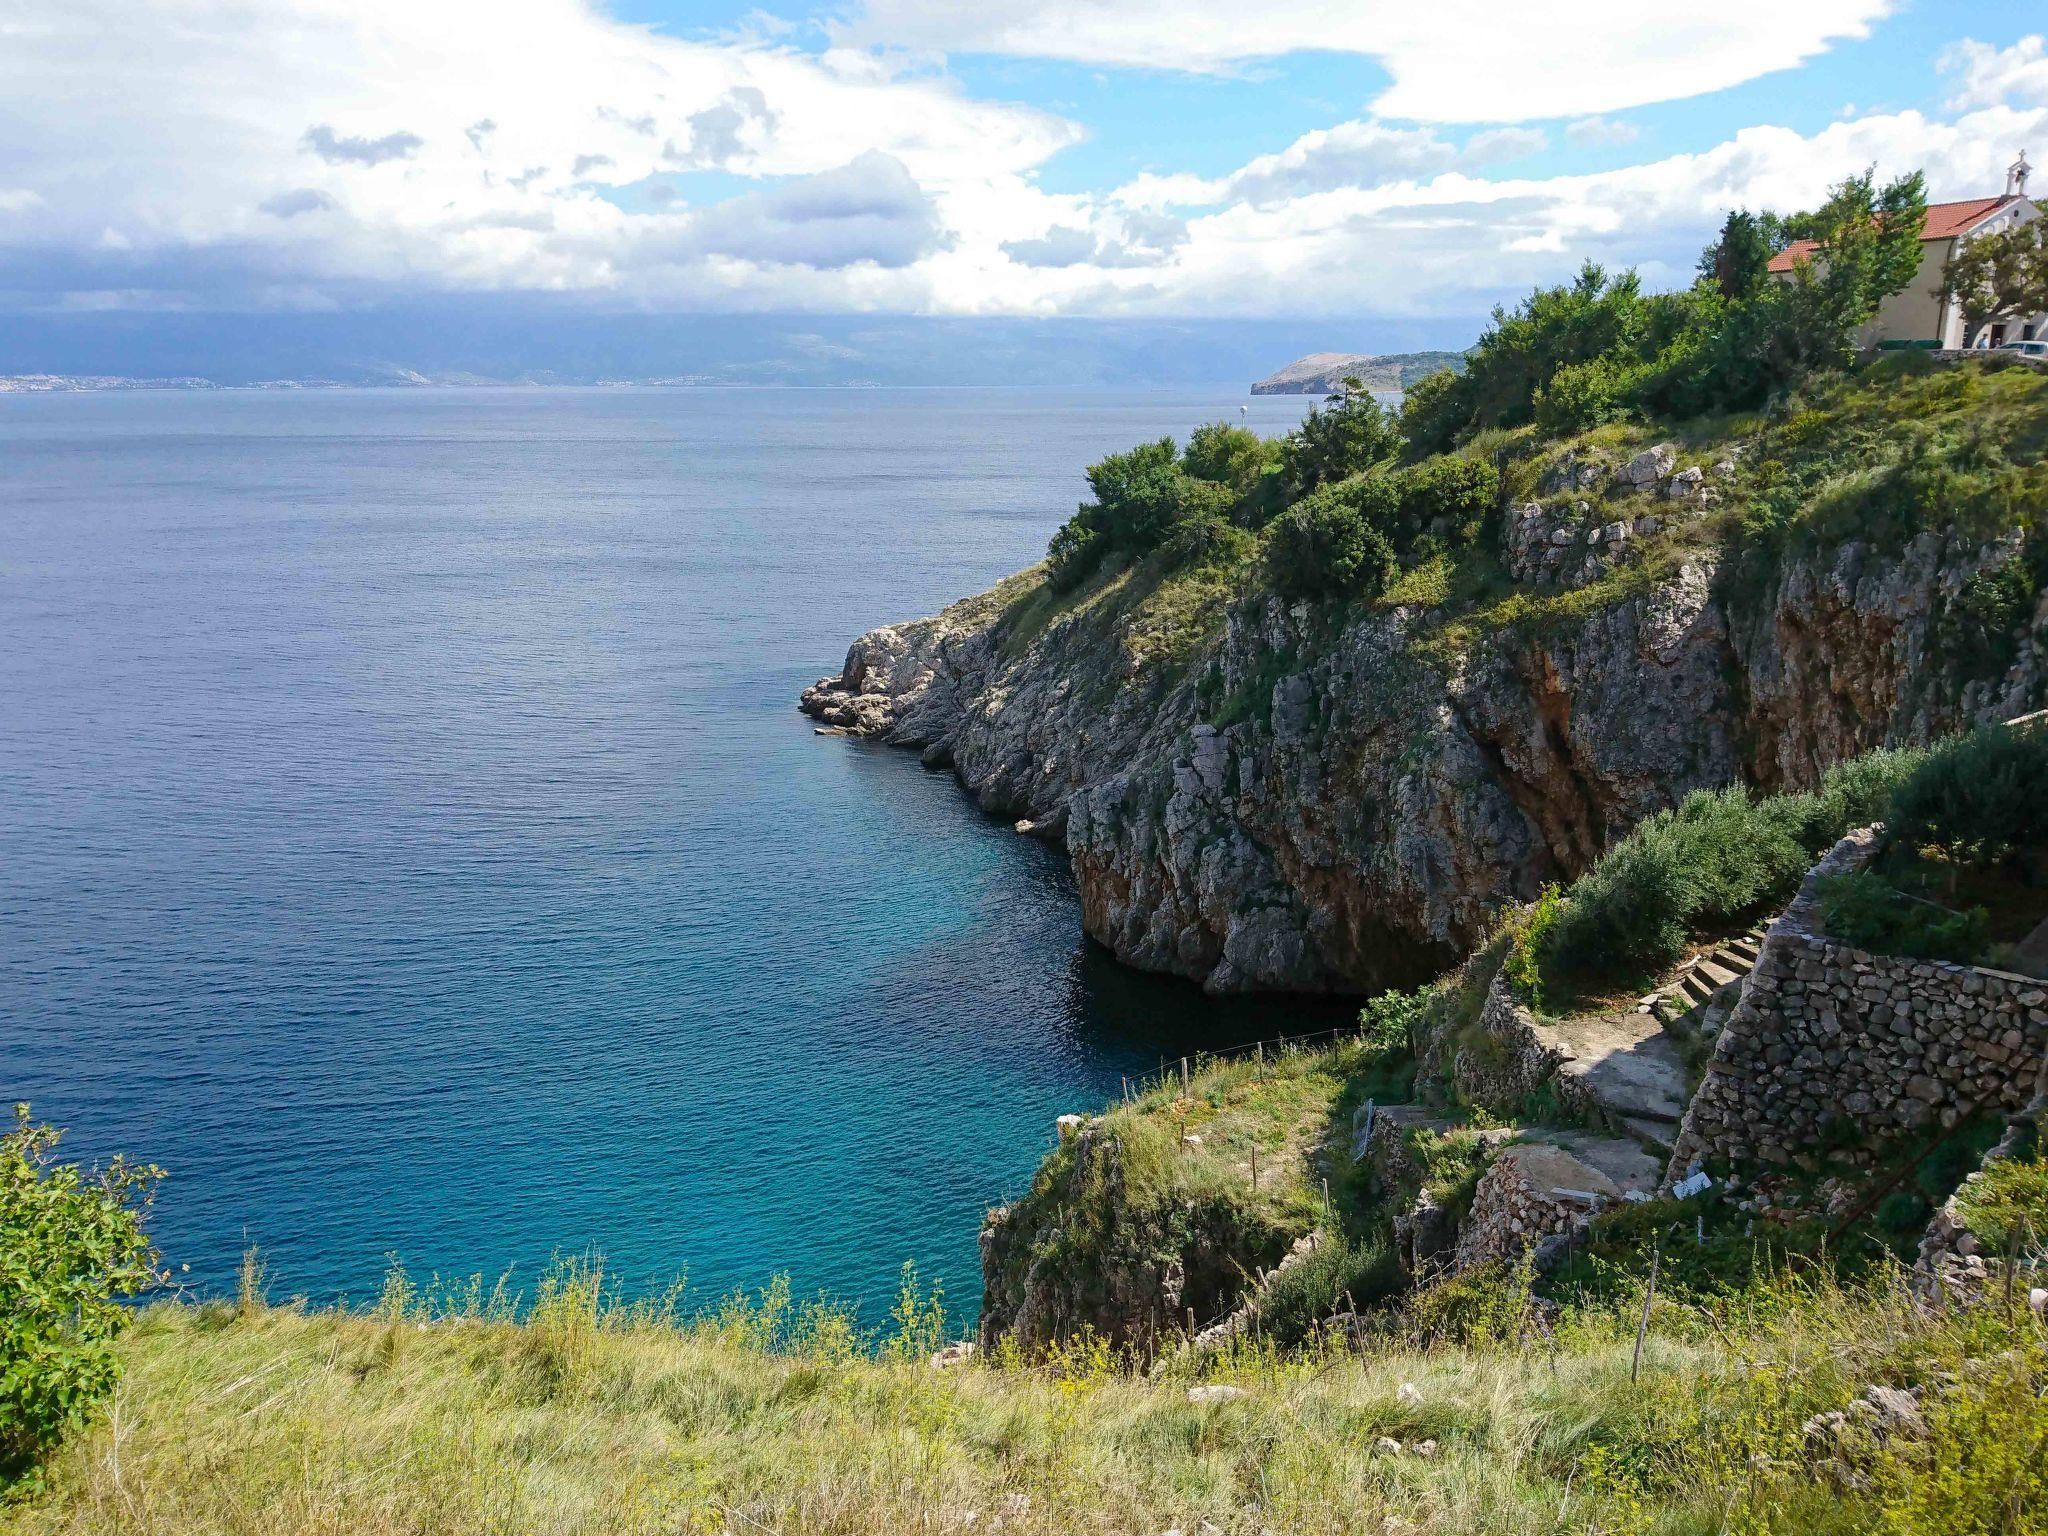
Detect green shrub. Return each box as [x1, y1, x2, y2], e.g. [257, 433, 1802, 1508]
[1043, 439, 1243, 588]
[1280, 383, 1401, 494]
[1158, 507, 1253, 571]
[1358, 988, 1424, 1055]
[1505, 884, 1563, 1007]
[1793, 745, 1931, 849]
[1402, 1253, 1538, 1346]
[1816, 871, 1991, 963]
[1265, 478, 1397, 601]
[1541, 775, 1895, 989]
[1045, 518, 1106, 592]
[1944, 550, 2042, 681]
[1885, 723, 2048, 866]
[1183, 421, 1272, 499]
[1, 1106, 165, 1490]
[1255, 1234, 1403, 1345]
[1951, 1151, 2048, 1254]
[1393, 455, 1500, 558]
[1544, 831, 1697, 982]
[1533, 355, 1638, 435]
[1397, 367, 1464, 458]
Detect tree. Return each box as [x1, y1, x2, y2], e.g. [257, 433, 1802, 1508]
[1699, 209, 1784, 299]
[1645, 168, 1931, 415]
[1940, 220, 2048, 348]
[1182, 421, 1270, 498]
[1266, 477, 1398, 601]
[1, 1107, 165, 1489]
[1281, 378, 1401, 494]
[1409, 262, 1654, 448]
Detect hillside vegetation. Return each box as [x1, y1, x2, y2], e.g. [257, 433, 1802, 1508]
[5, 1256, 2046, 1536]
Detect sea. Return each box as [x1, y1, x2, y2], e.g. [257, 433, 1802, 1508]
[0, 384, 1346, 1320]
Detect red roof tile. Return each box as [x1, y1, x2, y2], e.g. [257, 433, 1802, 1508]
[1766, 239, 1822, 274]
[1767, 196, 2022, 272]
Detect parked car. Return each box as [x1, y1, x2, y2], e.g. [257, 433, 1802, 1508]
[1995, 338, 2048, 358]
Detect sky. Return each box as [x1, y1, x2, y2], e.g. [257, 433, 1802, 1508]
[1, 0, 2046, 339]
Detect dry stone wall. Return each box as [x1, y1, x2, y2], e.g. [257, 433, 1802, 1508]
[1452, 1144, 1618, 1271]
[1668, 828, 2048, 1178]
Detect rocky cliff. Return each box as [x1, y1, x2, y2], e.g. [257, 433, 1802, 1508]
[803, 427, 2048, 996]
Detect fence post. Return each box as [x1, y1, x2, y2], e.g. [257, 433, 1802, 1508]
[1631, 1234, 1663, 1384]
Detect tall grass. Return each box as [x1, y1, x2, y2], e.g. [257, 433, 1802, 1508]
[10, 1263, 2043, 1535]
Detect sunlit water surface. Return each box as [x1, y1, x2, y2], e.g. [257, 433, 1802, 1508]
[0, 385, 1349, 1317]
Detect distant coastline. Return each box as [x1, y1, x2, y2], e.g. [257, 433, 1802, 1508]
[1249, 349, 1467, 394]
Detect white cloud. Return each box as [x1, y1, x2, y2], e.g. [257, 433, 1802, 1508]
[300, 124, 422, 166]
[1, 0, 2041, 326]
[841, 0, 1894, 122]
[1566, 117, 1642, 148]
[1114, 121, 1544, 211]
[1069, 106, 2048, 319]
[1942, 35, 2048, 112]
[0, 0, 1078, 308]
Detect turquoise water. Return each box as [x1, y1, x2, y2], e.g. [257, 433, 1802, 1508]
[0, 385, 1342, 1318]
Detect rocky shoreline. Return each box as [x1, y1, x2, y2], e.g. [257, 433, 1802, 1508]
[803, 440, 2046, 995]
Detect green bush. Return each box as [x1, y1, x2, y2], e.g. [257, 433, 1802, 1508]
[1533, 354, 1638, 435]
[1044, 440, 1245, 589]
[1265, 479, 1398, 601]
[1, 1106, 165, 1490]
[1182, 421, 1271, 499]
[1358, 987, 1424, 1055]
[1885, 723, 2048, 866]
[1539, 744, 1934, 990]
[1542, 785, 1809, 985]
[1045, 518, 1106, 592]
[1392, 455, 1500, 559]
[1543, 829, 1698, 982]
[1397, 367, 1464, 459]
[1816, 871, 1991, 964]
[1505, 884, 1564, 1007]
[1158, 505, 1253, 571]
[1280, 383, 1401, 495]
[1951, 1150, 2048, 1254]
[1255, 1234, 1403, 1346]
[1792, 745, 1931, 849]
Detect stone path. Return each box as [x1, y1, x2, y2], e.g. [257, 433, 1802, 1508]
[1532, 930, 1766, 1155]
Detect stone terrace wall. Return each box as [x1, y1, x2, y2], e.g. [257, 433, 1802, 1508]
[1668, 828, 2048, 1178]
[1453, 1144, 1617, 1272]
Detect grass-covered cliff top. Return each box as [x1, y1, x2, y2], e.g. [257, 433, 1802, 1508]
[993, 352, 2048, 699]
[10, 1255, 2046, 1535]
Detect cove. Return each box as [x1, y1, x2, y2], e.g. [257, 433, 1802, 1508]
[0, 384, 1346, 1317]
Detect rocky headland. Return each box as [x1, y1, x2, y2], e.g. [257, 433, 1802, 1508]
[802, 434, 2045, 996]
[1250, 349, 1467, 394]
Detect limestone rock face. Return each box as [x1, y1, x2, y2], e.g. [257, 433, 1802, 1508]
[801, 522, 2045, 994]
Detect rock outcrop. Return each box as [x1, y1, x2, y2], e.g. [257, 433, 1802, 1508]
[803, 445, 2047, 995]
[977, 1120, 1297, 1355]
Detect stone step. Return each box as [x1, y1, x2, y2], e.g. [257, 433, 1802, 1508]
[1532, 1010, 1691, 1126]
[1695, 957, 1742, 989]
[1678, 971, 1718, 1008]
[1622, 1115, 1678, 1155]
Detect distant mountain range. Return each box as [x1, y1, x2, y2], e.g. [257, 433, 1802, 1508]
[1250, 350, 1468, 394]
[0, 309, 1475, 391]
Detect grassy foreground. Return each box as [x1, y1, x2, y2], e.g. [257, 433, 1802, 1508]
[6, 1264, 2045, 1536]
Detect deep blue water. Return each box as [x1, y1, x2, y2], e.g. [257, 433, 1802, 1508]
[0, 385, 1341, 1319]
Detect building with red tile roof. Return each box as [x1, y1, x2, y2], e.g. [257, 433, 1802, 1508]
[1768, 154, 2042, 350]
